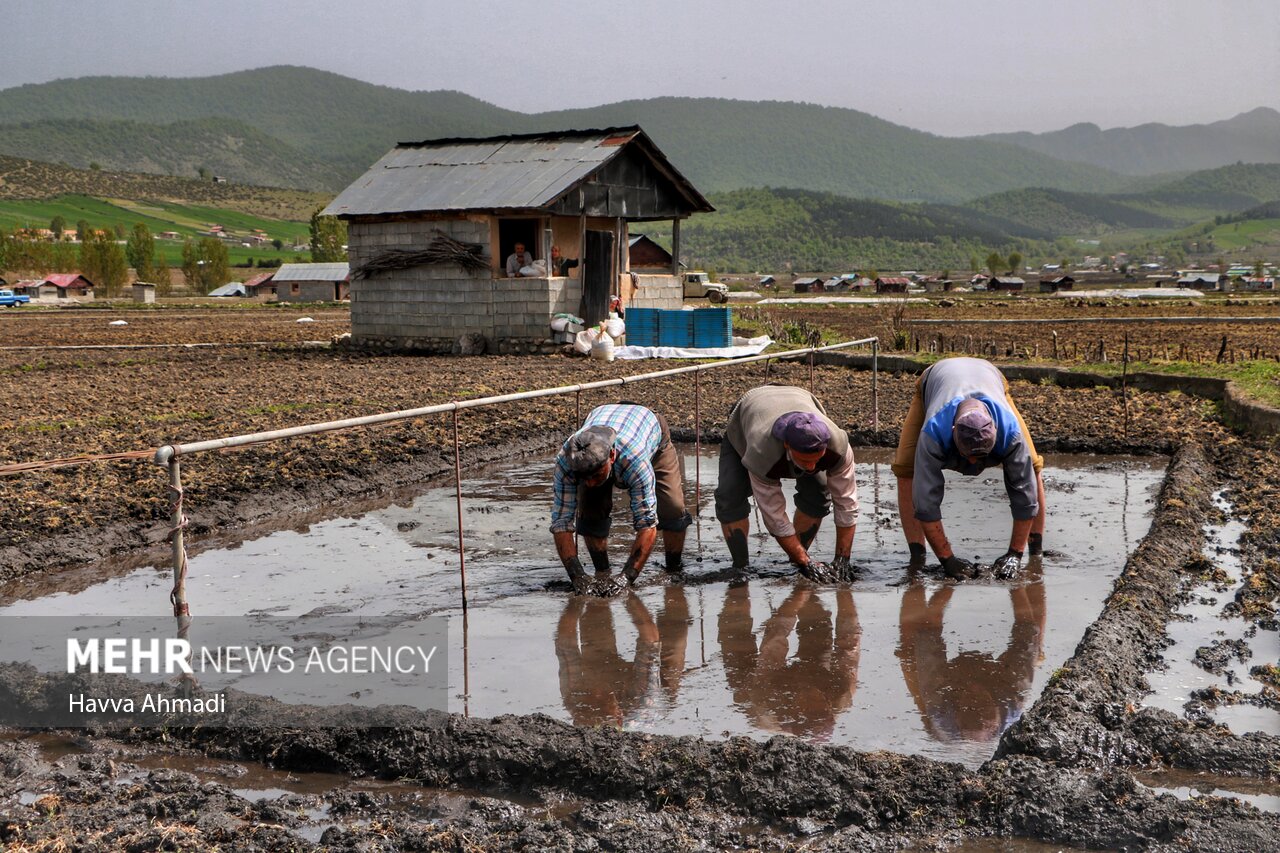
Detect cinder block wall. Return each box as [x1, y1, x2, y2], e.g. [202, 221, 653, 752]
[348, 218, 583, 352]
[628, 274, 683, 310]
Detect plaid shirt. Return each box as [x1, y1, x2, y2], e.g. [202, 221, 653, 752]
[550, 404, 662, 533]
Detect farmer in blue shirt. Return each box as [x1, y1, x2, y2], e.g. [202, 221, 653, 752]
[551, 404, 691, 594]
[892, 357, 1046, 580]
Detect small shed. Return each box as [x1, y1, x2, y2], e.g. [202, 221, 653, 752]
[131, 283, 156, 303]
[243, 271, 277, 298]
[919, 277, 953, 293]
[17, 273, 95, 299]
[793, 277, 823, 293]
[822, 276, 846, 292]
[989, 276, 1025, 292]
[273, 263, 350, 302]
[627, 234, 675, 271]
[1177, 273, 1219, 289]
[1241, 277, 1276, 291]
[208, 282, 248, 297]
[322, 126, 713, 353]
[875, 276, 910, 293]
[758, 275, 776, 288]
[1040, 276, 1075, 293]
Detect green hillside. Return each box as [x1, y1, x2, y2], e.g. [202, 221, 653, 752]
[0, 66, 1122, 203]
[0, 67, 527, 186]
[677, 187, 1052, 272]
[965, 188, 1175, 235]
[0, 155, 327, 221]
[0, 194, 310, 265]
[0, 117, 338, 191]
[1120, 163, 1280, 211]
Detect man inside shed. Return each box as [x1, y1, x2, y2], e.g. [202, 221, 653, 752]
[551, 403, 691, 595]
[892, 356, 1047, 580]
[715, 385, 859, 582]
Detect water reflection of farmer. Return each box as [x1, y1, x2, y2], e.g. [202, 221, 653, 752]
[896, 558, 1046, 743]
[717, 584, 860, 739]
[555, 587, 690, 728]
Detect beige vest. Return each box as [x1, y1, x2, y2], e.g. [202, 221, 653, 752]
[725, 385, 850, 478]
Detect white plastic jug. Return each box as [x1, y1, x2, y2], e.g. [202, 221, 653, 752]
[590, 329, 616, 362]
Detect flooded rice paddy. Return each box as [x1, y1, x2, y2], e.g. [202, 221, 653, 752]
[0, 447, 1166, 768]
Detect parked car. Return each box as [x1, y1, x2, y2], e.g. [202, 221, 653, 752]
[682, 272, 729, 303]
[0, 289, 30, 307]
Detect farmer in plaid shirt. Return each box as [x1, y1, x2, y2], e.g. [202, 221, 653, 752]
[551, 403, 691, 594]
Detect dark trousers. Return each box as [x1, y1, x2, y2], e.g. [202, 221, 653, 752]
[714, 441, 832, 524]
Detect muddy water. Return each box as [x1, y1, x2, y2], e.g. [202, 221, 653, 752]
[1141, 491, 1280, 736]
[0, 448, 1164, 768]
[1133, 768, 1280, 814]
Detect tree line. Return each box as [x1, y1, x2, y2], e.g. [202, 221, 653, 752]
[1, 210, 347, 296]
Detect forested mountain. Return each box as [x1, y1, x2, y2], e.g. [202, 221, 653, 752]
[964, 188, 1176, 234]
[980, 108, 1280, 175]
[0, 66, 1119, 202]
[1114, 163, 1280, 211]
[679, 188, 1051, 272]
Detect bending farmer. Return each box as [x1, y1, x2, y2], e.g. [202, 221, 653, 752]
[892, 357, 1046, 580]
[715, 385, 859, 582]
[551, 403, 692, 594]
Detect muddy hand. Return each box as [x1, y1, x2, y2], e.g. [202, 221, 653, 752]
[799, 560, 836, 584]
[831, 555, 860, 582]
[588, 574, 628, 597]
[992, 550, 1023, 580]
[941, 555, 978, 581]
[565, 556, 592, 596]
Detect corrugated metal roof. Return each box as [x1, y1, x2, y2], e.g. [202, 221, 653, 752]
[322, 127, 711, 218]
[323, 132, 626, 217]
[273, 263, 350, 282]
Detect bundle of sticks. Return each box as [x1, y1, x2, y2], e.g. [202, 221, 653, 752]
[352, 229, 490, 278]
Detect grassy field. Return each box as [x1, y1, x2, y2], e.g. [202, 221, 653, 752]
[0, 193, 312, 265]
[1205, 217, 1280, 252]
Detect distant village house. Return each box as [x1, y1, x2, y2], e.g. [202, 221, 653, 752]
[273, 263, 350, 302]
[12, 273, 95, 300]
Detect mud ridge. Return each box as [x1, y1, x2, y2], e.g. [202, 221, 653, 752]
[3, 670, 1271, 852]
[996, 443, 1280, 776]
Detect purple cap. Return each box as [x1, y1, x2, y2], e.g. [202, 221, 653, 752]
[953, 399, 996, 457]
[771, 411, 831, 452]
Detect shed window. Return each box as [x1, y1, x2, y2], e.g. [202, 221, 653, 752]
[291, 283, 300, 295]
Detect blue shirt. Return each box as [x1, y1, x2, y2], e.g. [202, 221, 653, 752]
[550, 404, 662, 533]
[912, 358, 1038, 522]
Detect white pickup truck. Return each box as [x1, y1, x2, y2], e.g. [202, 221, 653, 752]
[682, 271, 728, 302]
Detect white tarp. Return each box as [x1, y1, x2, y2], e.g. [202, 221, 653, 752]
[1053, 288, 1205, 298]
[614, 335, 774, 360]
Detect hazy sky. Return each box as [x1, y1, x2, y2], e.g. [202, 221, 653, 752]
[4, 0, 1277, 136]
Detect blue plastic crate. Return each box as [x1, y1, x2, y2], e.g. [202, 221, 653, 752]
[622, 307, 658, 346]
[657, 310, 692, 347]
[691, 307, 732, 348]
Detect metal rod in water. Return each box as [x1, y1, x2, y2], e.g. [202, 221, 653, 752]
[452, 409, 468, 613]
[694, 369, 702, 513]
[462, 609, 471, 718]
[872, 339, 880, 433]
[168, 457, 190, 629]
